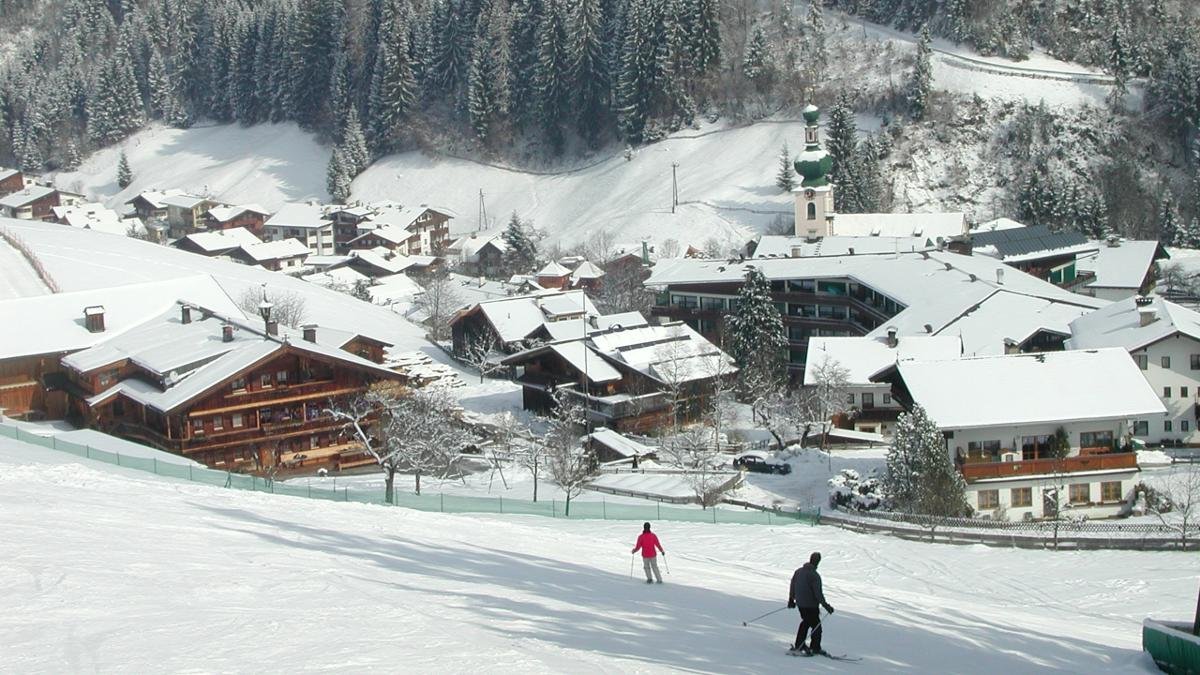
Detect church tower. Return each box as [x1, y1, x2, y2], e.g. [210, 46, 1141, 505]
[793, 105, 835, 239]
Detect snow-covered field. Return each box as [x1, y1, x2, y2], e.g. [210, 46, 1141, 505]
[2, 437, 1191, 673]
[0, 237, 48, 298]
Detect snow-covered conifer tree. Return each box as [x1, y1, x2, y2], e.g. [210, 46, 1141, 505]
[909, 25, 932, 120]
[826, 93, 860, 210]
[341, 106, 370, 175]
[776, 141, 796, 192]
[536, 0, 569, 153]
[117, 150, 133, 189]
[885, 404, 969, 516]
[502, 211, 539, 274]
[724, 266, 787, 398]
[326, 147, 352, 203]
[690, 0, 721, 76]
[1159, 190, 1182, 247]
[368, 0, 416, 154]
[742, 24, 772, 95]
[568, 0, 609, 144]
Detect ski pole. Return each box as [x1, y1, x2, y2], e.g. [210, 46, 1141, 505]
[663, 553, 670, 575]
[741, 606, 789, 626]
[630, 554, 635, 579]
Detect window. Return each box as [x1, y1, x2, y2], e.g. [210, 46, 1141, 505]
[817, 280, 848, 296]
[98, 369, 119, 387]
[846, 393, 856, 405]
[670, 294, 698, 309]
[1184, 420, 1191, 432]
[1134, 420, 1149, 436]
[1184, 387, 1191, 398]
[818, 304, 848, 320]
[1021, 435, 1052, 461]
[1101, 481, 1123, 502]
[977, 489, 999, 509]
[807, 203, 816, 220]
[232, 413, 244, 428]
[1192, 354, 1200, 370]
[232, 377, 246, 392]
[967, 440, 1001, 462]
[883, 393, 892, 405]
[1069, 483, 1091, 505]
[277, 370, 288, 383]
[1165, 420, 1174, 432]
[700, 297, 725, 311]
[1010, 487, 1032, 508]
[861, 393, 875, 409]
[1162, 356, 1172, 368]
[1080, 430, 1113, 449]
[261, 373, 273, 388]
[213, 416, 224, 431]
[1164, 386, 1172, 398]
[1134, 354, 1148, 370]
[191, 418, 204, 436]
[698, 319, 717, 334]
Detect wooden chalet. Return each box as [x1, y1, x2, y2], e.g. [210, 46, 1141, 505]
[349, 205, 453, 256]
[0, 185, 84, 220]
[173, 227, 263, 257]
[501, 321, 735, 434]
[62, 304, 403, 473]
[449, 290, 598, 356]
[327, 205, 375, 251]
[0, 168, 26, 196]
[204, 204, 272, 234]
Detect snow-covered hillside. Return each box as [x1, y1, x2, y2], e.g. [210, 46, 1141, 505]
[1, 437, 1187, 673]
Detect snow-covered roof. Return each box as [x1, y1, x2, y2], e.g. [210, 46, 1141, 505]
[753, 235, 933, 259]
[265, 203, 332, 230]
[468, 290, 598, 344]
[449, 232, 507, 259]
[593, 312, 648, 331]
[368, 273, 423, 307]
[126, 189, 186, 209]
[587, 427, 653, 458]
[649, 250, 1104, 355]
[895, 348, 1165, 430]
[1075, 240, 1166, 290]
[548, 341, 622, 383]
[804, 335, 962, 385]
[0, 275, 245, 360]
[0, 185, 56, 208]
[588, 322, 735, 384]
[302, 266, 368, 289]
[973, 217, 1027, 233]
[350, 224, 411, 246]
[0, 168, 20, 182]
[238, 238, 310, 262]
[831, 212, 966, 239]
[570, 261, 606, 282]
[70, 305, 399, 413]
[537, 261, 571, 277]
[179, 227, 263, 253]
[206, 204, 271, 222]
[346, 249, 412, 276]
[1066, 296, 1200, 352]
[53, 203, 135, 236]
[159, 193, 211, 210]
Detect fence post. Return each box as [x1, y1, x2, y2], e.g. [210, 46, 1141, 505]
[344, 487, 348, 502]
[603, 499, 607, 520]
[86, 446, 91, 459]
[657, 502, 661, 520]
[552, 499, 557, 517]
[188, 465, 192, 480]
[308, 484, 312, 498]
[499, 496, 503, 514]
[116, 452, 121, 466]
[153, 458, 157, 474]
[712, 507, 717, 524]
[440, 493, 444, 513]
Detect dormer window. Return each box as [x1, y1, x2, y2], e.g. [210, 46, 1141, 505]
[232, 376, 247, 392]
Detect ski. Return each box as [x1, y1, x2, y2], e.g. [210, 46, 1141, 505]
[785, 645, 861, 662]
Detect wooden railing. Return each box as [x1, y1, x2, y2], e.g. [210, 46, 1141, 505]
[960, 452, 1138, 481]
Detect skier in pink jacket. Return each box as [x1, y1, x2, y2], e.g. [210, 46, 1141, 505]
[631, 522, 665, 584]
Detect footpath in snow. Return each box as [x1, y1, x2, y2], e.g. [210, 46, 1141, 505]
[0, 437, 1187, 674]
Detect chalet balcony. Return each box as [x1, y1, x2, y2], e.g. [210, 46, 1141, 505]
[959, 452, 1138, 482]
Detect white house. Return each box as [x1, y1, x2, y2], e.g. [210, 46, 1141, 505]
[264, 204, 335, 256]
[889, 348, 1165, 520]
[1067, 295, 1200, 445]
[1073, 238, 1168, 301]
[805, 332, 962, 437]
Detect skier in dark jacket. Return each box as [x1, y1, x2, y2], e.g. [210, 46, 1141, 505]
[787, 552, 835, 655]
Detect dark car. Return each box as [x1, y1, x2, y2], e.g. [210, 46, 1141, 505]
[732, 454, 792, 475]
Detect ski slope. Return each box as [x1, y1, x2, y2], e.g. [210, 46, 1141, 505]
[1, 437, 1188, 673]
[0, 237, 48, 298]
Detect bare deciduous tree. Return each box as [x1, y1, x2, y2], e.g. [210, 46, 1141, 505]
[584, 229, 619, 264]
[461, 331, 504, 382]
[1147, 462, 1200, 547]
[543, 390, 594, 516]
[328, 383, 473, 499]
[413, 271, 465, 342]
[238, 287, 308, 327]
[804, 354, 851, 450]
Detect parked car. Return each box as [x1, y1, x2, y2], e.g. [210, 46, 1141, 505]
[732, 452, 792, 475]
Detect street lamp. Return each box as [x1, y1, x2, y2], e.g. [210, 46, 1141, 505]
[257, 284, 273, 337]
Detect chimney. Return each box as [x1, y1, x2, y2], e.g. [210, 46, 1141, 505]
[923, 323, 933, 334]
[791, 245, 804, 258]
[221, 324, 234, 342]
[83, 306, 105, 333]
[303, 324, 317, 343]
[1139, 305, 1158, 327]
[181, 305, 192, 324]
[267, 320, 279, 336]
[996, 268, 1005, 284]
[943, 262, 952, 271]
[968, 273, 978, 282]
[886, 327, 898, 348]
[848, 247, 855, 256]
[1106, 235, 1121, 248]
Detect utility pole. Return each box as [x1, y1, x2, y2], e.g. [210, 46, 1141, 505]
[671, 162, 679, 214]
[478, 189, 488, 231]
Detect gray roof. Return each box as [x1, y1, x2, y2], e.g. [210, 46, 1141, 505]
[970, 224, 1090, 261]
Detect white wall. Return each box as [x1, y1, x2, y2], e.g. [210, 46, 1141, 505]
[947, 420, 1129, 460]
[966, 471, 1137, 521]
[1128, 333, 1200, 444]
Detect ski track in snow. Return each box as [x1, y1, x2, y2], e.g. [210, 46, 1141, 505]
[0, 439, 1187, 674]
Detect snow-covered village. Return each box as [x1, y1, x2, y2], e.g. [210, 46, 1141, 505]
[2, 0, 1200, 672]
